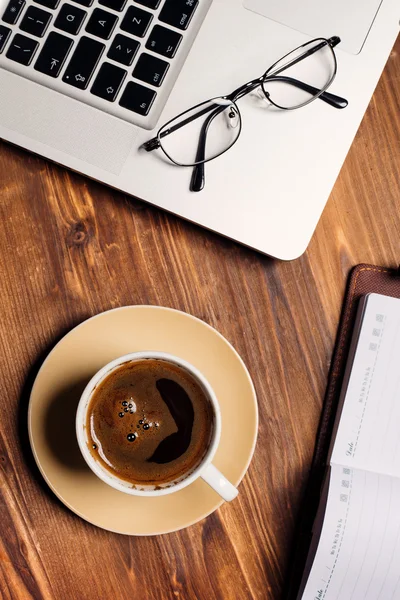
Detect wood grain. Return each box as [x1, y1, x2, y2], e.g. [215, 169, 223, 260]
[0, 35, 399, 600]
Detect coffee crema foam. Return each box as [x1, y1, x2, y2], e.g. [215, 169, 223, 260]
[87, 359, 214, 486]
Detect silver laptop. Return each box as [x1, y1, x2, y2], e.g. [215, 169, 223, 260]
[0, 0, 398, 259]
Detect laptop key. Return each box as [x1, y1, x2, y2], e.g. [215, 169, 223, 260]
[2, 0, 25, 25]
[159, 0, 198, 31]
[120, 6, 152, 38]
[133, 53, 169, 87]
[6, 33, 38, 65]
[34, 0, 60, 10]
[119, 81, 156, 115]
[85, 8, 117, 40]
[71, 0, 93, 6]
[98, 0, 127, 13]
[91, 61, 126, 101]
[62, 35, 104, 89]
[145, 25, 182, 59]
[34, 31, 73, 76]
[107, 33, 139, 66]
[54, 4, 86, 35]
[0, 25, 12, 53]
[135, 0, 160, 8]
[20, 6, 52, 38]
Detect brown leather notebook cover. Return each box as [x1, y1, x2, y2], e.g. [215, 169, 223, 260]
[287, 263, 400, 600]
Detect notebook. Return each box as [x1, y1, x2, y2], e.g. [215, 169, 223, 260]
[298, 293, 400, 600]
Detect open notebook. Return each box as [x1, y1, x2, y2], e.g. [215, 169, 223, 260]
[298, 293, 400, 600]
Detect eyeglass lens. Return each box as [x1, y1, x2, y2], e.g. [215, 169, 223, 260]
[158, 98, 241, 166]
[262, 39, 336, 109]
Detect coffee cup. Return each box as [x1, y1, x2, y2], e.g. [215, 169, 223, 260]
[76, 352, 238, 501]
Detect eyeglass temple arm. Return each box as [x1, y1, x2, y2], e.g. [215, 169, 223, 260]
[190, 105, 226, 192]
[262, 76, 348, 108]
[264, 36, 340, 80]
[228, 76, 347, 108]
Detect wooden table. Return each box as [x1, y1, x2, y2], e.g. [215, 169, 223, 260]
[0, 36, 399, 600]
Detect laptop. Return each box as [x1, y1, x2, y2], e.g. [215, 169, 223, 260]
[0, 0, 398, 259]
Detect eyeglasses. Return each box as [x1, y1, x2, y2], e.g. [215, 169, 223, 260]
[143, 36, 348, 192]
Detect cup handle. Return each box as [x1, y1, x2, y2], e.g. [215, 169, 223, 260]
[200, 464, 238, 502]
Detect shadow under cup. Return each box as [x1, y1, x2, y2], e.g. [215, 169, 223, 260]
[76, 352, 222, 497]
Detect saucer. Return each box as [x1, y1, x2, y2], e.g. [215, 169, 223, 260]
[28, 306, 258, 535]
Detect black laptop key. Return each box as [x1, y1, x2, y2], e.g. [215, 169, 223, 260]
[133, 53, 169, 87]
[91, 62, 126, 101]
[34, 0, 60, 10]
[85, 7, 117, 40]
[34, 31, 73, 76]
[6, 33, 38, 65]
[145, 25, 182, 58]
[62, 35, 104, 89]
[0, 25, 12, 53]
[119, 81, 156, 115]
[2, 0, 25, 25]
[107, 33, 139, 66]
[135, 0, 160, 9]
[98, 0, 127, 13]
[158, 0, 198, 30]
[54, 4, 86, 35]
[120, 6, 152, 38]
[20, 6, 51, 37]
[71, 0, 92, 6]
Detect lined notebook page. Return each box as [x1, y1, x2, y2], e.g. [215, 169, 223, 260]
[301, 465, 400, 599]
[332, 294, 400, 478]
[301, 294, 400, 600]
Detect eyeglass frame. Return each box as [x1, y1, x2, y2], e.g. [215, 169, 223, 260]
[143, 36, 348, 192]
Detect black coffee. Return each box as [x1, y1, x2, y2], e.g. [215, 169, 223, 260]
[87, 359, 214, 486]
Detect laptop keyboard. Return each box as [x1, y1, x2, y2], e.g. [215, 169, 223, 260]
[0, 0, 202, 128]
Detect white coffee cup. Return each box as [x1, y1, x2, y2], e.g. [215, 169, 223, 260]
[76, 352, 238, 501]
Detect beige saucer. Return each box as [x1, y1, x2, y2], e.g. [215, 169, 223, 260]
[28, 306, 258, 535]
